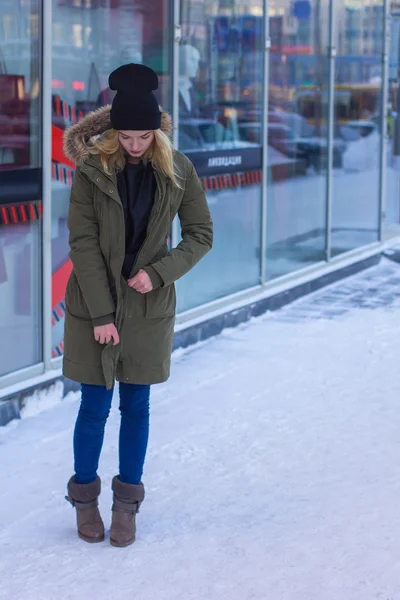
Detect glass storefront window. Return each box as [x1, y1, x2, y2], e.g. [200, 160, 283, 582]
[51, 0, 172, 356]
[386, 14, 400, 236]
[0, 0, 42, 378]
[0, 0, 391, 388]
[176, 184, 262, 312]
[331, 0, 383, 255]
[265, 0, 330, 281]
[177, 0, 264, 311]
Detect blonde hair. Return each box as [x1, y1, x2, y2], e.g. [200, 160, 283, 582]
[88, 128, 182, 188]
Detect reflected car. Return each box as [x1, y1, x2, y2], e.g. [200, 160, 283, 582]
[265, 122, 345, 171]
[346, 120, 379, 139]
[342, 121, 381, 172]
[266, 124, 305, 158]
[268, 111, 314, 138]
[180, 117, 260, 152]
[268, 111, 346, 170]
[238, 122, 262, 144]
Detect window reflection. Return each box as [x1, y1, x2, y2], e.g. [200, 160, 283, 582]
[177, 1, 263, 310]
[331, 0, 383, 255]
[179, 8, 263, 154]
[0, 1, 40, 171]
[265, 0, 329, 281]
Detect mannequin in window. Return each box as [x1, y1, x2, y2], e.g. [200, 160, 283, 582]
[179, 44, 201, 119]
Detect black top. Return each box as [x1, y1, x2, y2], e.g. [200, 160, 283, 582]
[117, 161, 156, 279]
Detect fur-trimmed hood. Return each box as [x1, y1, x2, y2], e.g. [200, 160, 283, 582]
[63, 105, 173, 165]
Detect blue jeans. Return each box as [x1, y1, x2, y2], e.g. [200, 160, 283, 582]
[73, 382, 150, 485]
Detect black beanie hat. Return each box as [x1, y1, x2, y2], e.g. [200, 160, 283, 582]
[109, 63, 162, 131]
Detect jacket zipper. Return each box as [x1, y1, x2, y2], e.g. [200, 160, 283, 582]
[87, 162, 125, 257]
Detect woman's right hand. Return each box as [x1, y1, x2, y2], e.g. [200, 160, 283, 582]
[94, 323, 120, 346]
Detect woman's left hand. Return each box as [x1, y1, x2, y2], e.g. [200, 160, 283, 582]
[128, 269, 153, 294]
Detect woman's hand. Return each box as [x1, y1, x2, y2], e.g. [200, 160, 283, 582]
[94, 323, 120, 345]
[128, 269, 153, 294]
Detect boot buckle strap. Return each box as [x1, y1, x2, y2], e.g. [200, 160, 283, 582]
[112, 497, 141, 514]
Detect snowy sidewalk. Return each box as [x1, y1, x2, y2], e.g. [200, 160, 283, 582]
[2, 258, 400, 600]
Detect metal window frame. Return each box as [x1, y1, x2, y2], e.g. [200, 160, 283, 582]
[260, 0, 270, 285]
[172, 0, 181, 150]
[326, 0, 336, 261]
[171, 0, 181, 250]
[379, 0, 390, 241]
[42, 0, 53, 371]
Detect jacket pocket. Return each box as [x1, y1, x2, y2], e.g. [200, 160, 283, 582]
[145, 283, 176, 319]
[65, 271, 92, 320]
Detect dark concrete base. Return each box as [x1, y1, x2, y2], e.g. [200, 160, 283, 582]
[0, 376, 81, 427]
[0, 252, 381, 427]
[0, 397, 20, 427]
[383, 249, 400, 264]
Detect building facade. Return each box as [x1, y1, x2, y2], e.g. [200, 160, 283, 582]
[0, 0, 399, 396]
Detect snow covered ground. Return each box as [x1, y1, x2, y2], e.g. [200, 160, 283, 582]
[2, 258, 400, 600]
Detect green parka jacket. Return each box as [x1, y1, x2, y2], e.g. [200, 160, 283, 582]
[62, 106, 213, 389]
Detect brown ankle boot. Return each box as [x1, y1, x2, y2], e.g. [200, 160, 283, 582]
[110, 476, 145, 547]
[65, 476, 105, 543]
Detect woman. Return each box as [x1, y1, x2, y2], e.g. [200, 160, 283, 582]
[63, 64, 213, 547]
